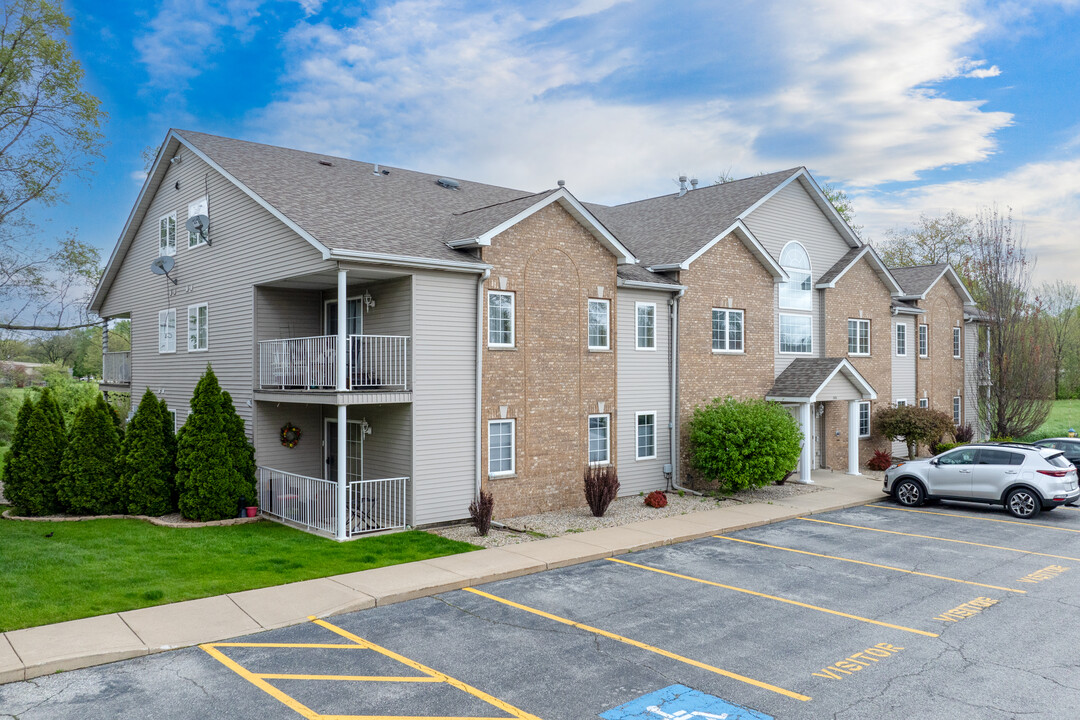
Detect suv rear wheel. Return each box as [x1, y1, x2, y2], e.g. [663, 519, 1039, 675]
[894, 479, 924, 507]
[1005, 488, 1041, 519]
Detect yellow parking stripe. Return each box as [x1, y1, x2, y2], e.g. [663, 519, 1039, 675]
[209, 642, 366, 649]
[800, 517, 1080, 562]
[255, 673, 441, 682]
[318, 717, 517, 720]
[870, 504, 1080, 533]
[312, 618, 542, 719]
[200, 644, 322, 720]
[464, 587, 810, 701]
[714, 535, 1026, 594]
[606, 558, 938, 638]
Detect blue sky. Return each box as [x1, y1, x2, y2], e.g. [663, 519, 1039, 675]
[43, 0, 1080, 284]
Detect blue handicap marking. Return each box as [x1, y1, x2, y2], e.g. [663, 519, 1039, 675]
[600, 684, 774, 720]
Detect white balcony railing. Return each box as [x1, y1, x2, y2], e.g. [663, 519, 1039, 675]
[258, 334, 409, 391]
[257, 467, 409, 538]
[102, 351, 131, 384]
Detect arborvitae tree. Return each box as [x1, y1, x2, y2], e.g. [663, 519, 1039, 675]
[221, 390, 256, 507]
[38, 387, 65, 434]
[58, 399, 122, 514]
[5, 395, 65, 514]
[99, 394, 124, 443]
[158, 398, 178, 508]
[176, 365, 242, 521]
[120, 389, 175, 516]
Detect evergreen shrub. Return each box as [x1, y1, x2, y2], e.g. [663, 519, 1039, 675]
[58, 398, 122, 515]
[176, 365, 244, 521]
[120, 389, 176, 516]
[3, 392, 67, 515]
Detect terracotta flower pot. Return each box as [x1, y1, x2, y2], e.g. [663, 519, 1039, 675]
[245, 506, 258, 518]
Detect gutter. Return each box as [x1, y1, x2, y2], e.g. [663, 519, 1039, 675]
[331, 249, 492, 274]
[475, 268, 491, 502]
[667, 287, 701, 496]
[616, 278, 688, 292]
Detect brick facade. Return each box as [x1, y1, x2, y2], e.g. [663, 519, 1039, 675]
[917, 279, 966, 430]
[821, 257, 893, 468]
[674, 233, 776, 485]
[480, 202, 618, 518]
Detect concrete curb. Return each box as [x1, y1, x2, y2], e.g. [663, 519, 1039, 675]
[0, 474, 885, 685]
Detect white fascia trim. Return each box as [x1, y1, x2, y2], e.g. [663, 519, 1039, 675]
[894, 306, 926, 315]
[806, 359, 878, 402]
[942, 265, 976, 305]
[331, 249, 491, 273]
[645, 263, 683, 272]
[680, 219, 788, 280]
[815, 245, 904, 295]
[617, 278, 688, 292]
[471, 187, 638, 265]
[173, 132, 333, 260]
[765, 395, 814, 403]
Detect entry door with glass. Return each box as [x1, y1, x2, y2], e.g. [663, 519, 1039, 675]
[325, 299, 363, 336]
[325, 419, 364, 484]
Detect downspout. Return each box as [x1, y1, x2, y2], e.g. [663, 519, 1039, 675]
[668, 287, 701, 496]
[475, 268, 491, 502]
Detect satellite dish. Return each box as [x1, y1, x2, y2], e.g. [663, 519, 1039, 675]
[150, 256, 177, 285]
[185, 214, 210, 245]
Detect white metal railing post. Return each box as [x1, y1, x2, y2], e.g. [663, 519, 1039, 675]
[403, 337, 408, 390]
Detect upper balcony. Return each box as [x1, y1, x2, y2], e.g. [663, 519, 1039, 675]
[258, 334, 408, 391]
[100, 351, 131, 391]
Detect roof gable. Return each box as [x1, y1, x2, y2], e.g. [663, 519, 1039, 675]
[765, 358, 877, 402]
[817, 245, 902, 295]
[888, 263, 975, 305]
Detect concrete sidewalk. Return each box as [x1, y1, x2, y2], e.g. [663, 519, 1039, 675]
[0, 472, 885, 685]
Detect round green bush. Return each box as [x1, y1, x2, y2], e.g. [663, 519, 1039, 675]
[687, 397, 802, 492]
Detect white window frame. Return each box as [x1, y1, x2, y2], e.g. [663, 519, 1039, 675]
[848, 318, 870, 356]
[858, 401, 870, 438]
[187, 302, 208, 352]
[635, 411, 657, 460]
[919, 398, 928, 409]
[487, 419, 515, 477]
[487, 291, 515, 348]
[588, 413, 610, 465]
[158, 308, 176, 354]
[636, 302, 656, 350]
[778, 241, 813, 311]
[168, 409, 177, 433]
[918, 324, 928, 357]
[712, 308, 745, 353]
[953, 327, 961, 358]
[588, 299, 610, 351]
[778, 313, 813, 355]
[895, 323, 907, 356]
[187, 196, 208, 249]
[896, 399, 908, 407]
[158, 211, 177, 257]
[953, 396, 962, 425]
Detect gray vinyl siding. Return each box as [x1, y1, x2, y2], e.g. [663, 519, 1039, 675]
[348, 276, 413, 389]
[411, 271, 477, 525]
[821, 374, 861, 401]
[964, 322, 982, 439]
[350, 404, 412, 481]
[255, 402, 324, 476]
[743, 180, 857, 378]
[892, 317, 916, 456]
[256, 288, 321, 342]
[616, 288, 671, 495]
[97, 151, 327, 440]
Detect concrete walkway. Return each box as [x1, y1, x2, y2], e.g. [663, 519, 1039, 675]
[0, 472, 885, 685]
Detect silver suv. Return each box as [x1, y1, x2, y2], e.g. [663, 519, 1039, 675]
[883, 443, 1080, 519]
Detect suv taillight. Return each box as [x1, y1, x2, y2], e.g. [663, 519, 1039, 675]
[1038, 469, 1070, 478]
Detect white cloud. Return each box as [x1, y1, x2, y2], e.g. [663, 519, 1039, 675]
[966, 65, 1002, 78]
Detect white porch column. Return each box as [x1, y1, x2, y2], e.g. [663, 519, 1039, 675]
[847, 399, 861, 475]
[797, 402, 814, 484]
[336, 269, 347, 392]
[335, 404, 347, 541]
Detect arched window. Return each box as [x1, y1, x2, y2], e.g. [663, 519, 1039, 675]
[779, 242, 812, 311]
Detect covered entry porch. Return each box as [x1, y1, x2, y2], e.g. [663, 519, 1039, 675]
[767, 358, 877, 483]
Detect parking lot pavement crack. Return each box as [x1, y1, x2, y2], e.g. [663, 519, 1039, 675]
[173, 667, 211, 699]
[1, 680, 71, 720]
[831, 641, 953, 720]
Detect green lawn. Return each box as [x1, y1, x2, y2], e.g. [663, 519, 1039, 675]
[1019, 399, 1080, 442]
[0, 519, 478, 631]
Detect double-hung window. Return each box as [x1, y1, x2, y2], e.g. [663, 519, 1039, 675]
[896, 399, 908, 407]
[588, 414, 610, 464]
[488, 291, 514, 347]
[918, 324, 928, 357]
[187, 196, 208, 248]
[588, 299, 610, 350]
[848, 319, 870, 356]
[158, 308, 176, 353]
[895, 323, 907, 356]
[712, 308, 744, 352]
[158, 212, 177, 256]
[488, 419, 515, 476]
[636, 303, 655, 350]
[779, 314, 813, 354]
[919, 398, 928, 409]
[953, 396, 962, 425]
[187, 303, 208, 352]
[858, 401, 870, 438]
[636, 412, 656, 460]
[953, 327, 962, 358]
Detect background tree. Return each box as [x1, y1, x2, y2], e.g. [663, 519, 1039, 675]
[875, 211, 974, 283]
[821, 183, 863, 238]
[1036, 280, 1080, 400]
[57, 396, 120, 514]
[972, 206, 1053, 438]
[120, 389, 175, 516]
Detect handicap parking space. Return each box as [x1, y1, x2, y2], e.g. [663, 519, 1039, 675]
[7, 501, 1080, 719]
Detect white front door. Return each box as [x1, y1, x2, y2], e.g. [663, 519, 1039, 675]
[325, 419, 364, 484]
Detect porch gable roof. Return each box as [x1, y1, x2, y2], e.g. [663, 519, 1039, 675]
[765, 358, 877, 403]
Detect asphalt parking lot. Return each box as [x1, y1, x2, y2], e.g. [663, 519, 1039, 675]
[5, 501, 1080, 719]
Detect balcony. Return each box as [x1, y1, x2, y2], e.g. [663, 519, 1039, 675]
[101, 351, 130, 388]
[257, 467, 408, 538]
[257, 334, 410, 403]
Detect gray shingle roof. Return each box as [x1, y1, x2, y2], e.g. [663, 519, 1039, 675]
[442, 190, 557, 244]
[888, 264, 948, 297]
[616, 263, 679, 285]
[817, 247, 865, 285]
[585, 169, 801, 267]
[766, 358, 849, 399]
[177, 130, 536, 264]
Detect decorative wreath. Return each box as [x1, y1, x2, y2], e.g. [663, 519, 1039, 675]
[280, 423, 302, 448]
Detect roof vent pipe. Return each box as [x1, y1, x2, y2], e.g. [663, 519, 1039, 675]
[678, 175, 689, 197]
[557, 180, 565, 187]
[690, 178, 699, 189]
[373, 163, 380, 175]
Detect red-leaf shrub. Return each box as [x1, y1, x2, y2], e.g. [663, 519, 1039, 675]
[644, 490, 668, 508]
[867, 449, 893, 471]
[469, 490, 494, 536]
[584, 465, 620, 517]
